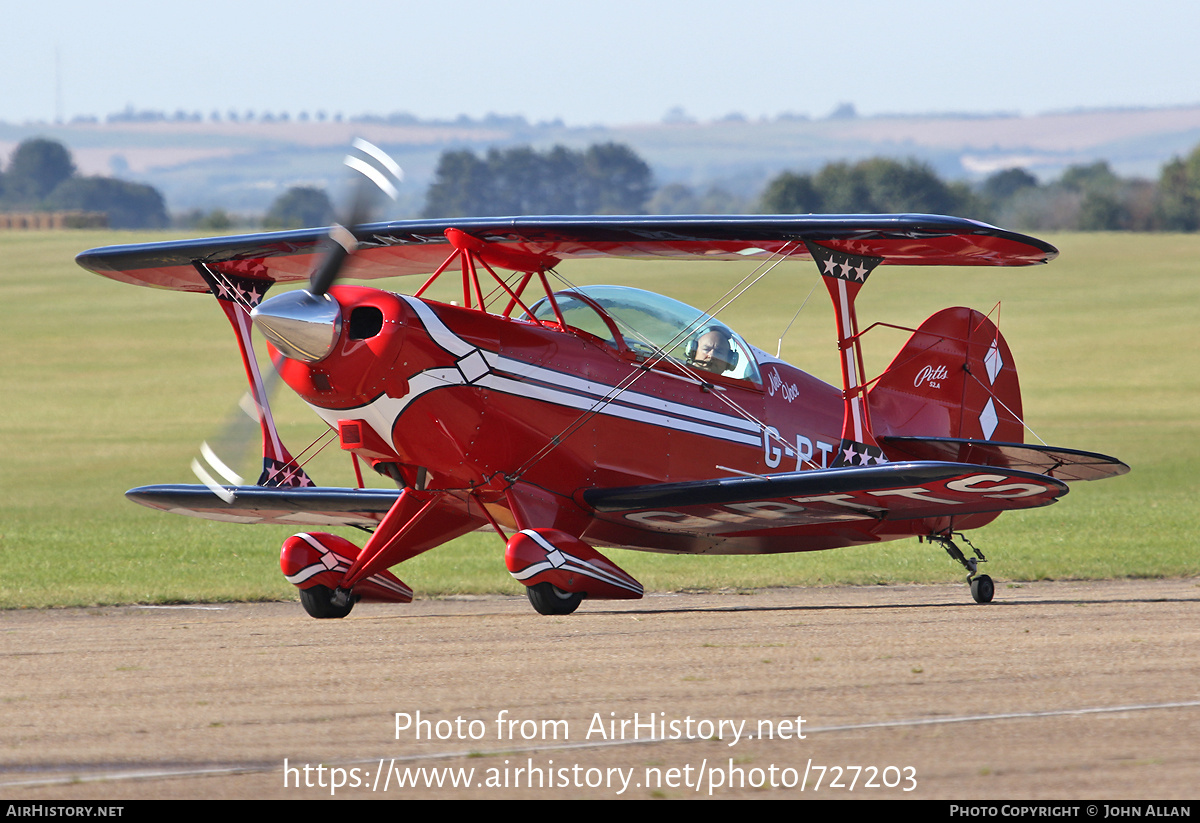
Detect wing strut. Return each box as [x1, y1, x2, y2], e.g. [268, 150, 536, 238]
[807, 241, 888, 467]
[412, 227, 561, 320]
[196, 264, 314, 488]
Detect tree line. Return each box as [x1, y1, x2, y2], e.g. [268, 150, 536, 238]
[12, 134, 1200, 233]
[422, 143, 652, 218]
[0, 138, 168, 228]
[762, 147, 1200, 232]
[417, 140, 1200, 232]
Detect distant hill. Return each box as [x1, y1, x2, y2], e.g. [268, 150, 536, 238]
[4, 106, 1200, 216]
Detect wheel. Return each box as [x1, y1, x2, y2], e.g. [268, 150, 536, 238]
[526, 582, 585, 615]
[970, 574, 995, 604]
[299, 584, 355, 619]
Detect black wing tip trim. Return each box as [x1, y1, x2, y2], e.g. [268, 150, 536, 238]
[77, 227, 333, 276]
[126, 484, 402, 513]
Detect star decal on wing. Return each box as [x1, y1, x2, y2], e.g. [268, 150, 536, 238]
[196, 265, 274, 309]
[832, 438, 889, 467]
[258, 457, 315, 488]
[805, 242, 884, 285]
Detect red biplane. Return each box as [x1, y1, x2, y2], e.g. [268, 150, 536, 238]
[77, 157, 1127, 617]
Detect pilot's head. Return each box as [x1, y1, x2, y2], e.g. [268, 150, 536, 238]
[688, 326, 736, 374]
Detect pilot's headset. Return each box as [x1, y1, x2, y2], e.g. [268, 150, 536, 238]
[685, 325, 739, 369]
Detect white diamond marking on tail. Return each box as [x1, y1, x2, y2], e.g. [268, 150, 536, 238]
[979, 398, 999, 440]
[985, 339, 1003, 385]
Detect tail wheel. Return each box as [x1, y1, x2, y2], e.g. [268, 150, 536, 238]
[299, 584, 355, 619]
[526, 582, 584, 615]
[927, 533, 996, 604]
[970, 574, 995, 604]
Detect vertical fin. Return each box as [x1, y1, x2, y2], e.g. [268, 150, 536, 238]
[869, 307, 1024, 444]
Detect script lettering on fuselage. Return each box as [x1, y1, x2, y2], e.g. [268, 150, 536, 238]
[763, 426, 837, 470]
[766, 368, 800, 403]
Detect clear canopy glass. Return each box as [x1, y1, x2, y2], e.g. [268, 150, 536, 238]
[527, 285, 760, 383]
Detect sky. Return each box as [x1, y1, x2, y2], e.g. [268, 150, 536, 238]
[6, 0, 1200, 127]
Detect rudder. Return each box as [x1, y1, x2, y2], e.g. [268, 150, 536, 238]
[868, 307, 1023, 444]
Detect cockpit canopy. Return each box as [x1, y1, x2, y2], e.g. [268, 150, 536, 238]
[526, 285, 760, 383]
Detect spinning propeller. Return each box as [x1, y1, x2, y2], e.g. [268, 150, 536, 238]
[252, 139, 404, 361]
[190, 370, 280, 496]
[191, 141, 404, 495]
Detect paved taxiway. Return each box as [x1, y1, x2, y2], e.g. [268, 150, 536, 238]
[2, 579, 1198, 799]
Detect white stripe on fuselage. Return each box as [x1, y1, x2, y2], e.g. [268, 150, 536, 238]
[483, 352, 759, 433]
[304, 296, 765, 449]
[402, 295, 476, 356]
[475, 372, 762, 445]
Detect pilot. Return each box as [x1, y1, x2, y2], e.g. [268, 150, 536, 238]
[687, 326, 738, 375]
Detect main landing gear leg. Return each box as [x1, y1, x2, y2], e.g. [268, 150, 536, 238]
[926, 533, 994, 604]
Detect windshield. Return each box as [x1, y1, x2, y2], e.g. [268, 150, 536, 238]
[527, 285, 760, 383]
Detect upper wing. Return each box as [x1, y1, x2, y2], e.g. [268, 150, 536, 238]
[582, 461, 1068, 536]
[126, 484, 402, 527]
[77, 214, 1058, 293]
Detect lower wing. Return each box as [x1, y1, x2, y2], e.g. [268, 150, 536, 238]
[582, 462, 1069, 536]
[125, 485, 402, 527]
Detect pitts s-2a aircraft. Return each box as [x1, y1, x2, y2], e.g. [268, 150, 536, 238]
[78, 151, 1127, 618]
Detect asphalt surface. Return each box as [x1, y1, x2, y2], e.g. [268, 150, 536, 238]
[3, 578, 1198, 800]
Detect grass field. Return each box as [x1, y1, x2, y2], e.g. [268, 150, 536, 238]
[1, 229, 1196, 609]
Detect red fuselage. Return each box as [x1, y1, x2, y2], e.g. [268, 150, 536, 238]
[274, 284, 970, 554]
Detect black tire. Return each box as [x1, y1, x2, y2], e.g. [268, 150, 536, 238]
[526, 582, 585, 615]
[299, 584, 355, 619]
[970, 574, 995, 604]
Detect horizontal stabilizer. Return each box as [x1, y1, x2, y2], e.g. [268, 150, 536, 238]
[582, 461, 1068, 536]
[880, 438, 1130, 482]
[126, 484, 401, 527]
